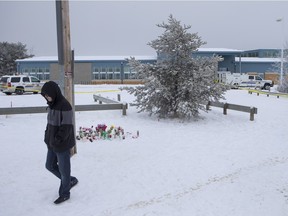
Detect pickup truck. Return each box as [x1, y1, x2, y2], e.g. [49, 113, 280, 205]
[238, 74, 273, 90]
[0, 75, 44, 95]
[218, 72, 274, 90]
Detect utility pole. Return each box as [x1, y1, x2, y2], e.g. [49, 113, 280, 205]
[276, 18, 284, 86]
[56, 0, 77, 155]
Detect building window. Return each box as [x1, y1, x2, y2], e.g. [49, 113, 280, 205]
[43, 72, 50, 80]
[21, 67, 50, 80]
[114, 72, 120, 79]
[107, 72, 113, 79]
[100, 72, 107, 79]
[124, 72, 130, 79]
[92, 72, 100, 80]
[130, 72, 138, 79]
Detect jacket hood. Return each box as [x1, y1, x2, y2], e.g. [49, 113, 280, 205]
[41, 81, 63, 107]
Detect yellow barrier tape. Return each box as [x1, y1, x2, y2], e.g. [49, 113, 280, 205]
[75, 89, 121, 94]
[248, 89, 288, 98]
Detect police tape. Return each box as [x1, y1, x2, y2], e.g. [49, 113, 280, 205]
[74, 89, 121, 94]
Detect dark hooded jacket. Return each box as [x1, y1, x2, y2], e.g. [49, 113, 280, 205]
[41, 81, 75, 152]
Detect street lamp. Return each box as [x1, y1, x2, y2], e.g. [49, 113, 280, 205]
[276, 18, 284, 86]
[120, 62, 124, 84]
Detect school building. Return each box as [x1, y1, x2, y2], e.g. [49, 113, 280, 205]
[16, 48, 285, 84]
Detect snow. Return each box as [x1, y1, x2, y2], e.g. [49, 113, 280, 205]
[0, 84, 288, 216]
[235, 57, 283, 63]
[198, 47, 243, 53]
[16, 48, 242, 62]
[16, 56, 158, 62]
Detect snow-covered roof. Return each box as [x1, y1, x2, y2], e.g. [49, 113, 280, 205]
[16, 55, 158, 62]
[17, 48, 245, 62]
[198, 48, 243, 53]
[235, 57, 284, 63]
[17, 55, 284, 63]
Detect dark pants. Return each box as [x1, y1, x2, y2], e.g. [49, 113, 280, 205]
[45, 149, 75, 198]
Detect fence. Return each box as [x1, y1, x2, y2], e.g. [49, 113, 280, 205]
[93, 94, 128, 115]
[0, 94, 128, 116]
[205, 101, 258, 121]
[0, 96, 254, 120]
[0, 103, 128, 116]
[248, 89, 288, 98]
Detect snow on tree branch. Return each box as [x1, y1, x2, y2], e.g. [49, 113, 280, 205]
[123, 15, 227, 120]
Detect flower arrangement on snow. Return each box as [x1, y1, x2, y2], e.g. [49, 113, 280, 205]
[76, 124, 139, 142]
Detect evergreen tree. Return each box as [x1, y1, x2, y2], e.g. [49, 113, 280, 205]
[0, 42, 33, 76]
[124, 15, 227, 119]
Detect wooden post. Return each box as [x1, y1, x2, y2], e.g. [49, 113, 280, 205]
[122, 103, 127, 116]
[206, 101, 210, 110]
[117, 94, 121, 102]
[55, 0, 64, 93]
[223, 103, 228, 115]
[56, 0, 76, 155]
[250, 107, 255, 121]
[61, 0, 73, 104]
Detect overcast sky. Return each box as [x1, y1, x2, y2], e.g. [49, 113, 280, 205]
[1, 0, 288, 57]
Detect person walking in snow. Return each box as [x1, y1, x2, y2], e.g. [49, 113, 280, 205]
[41, 81, 78, 204]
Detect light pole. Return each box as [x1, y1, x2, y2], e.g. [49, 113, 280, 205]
[276, 18, 284, 86]
[280, 46, 284, 86]
[120, 62, 124, 84]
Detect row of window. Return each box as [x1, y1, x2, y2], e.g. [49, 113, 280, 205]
[21, 68, 51, 80]
[93, 67, 121, 73]
[92, 66, 133, 73]
[23, 72, 50, 80]
[22, 68, 50, 73]
[92, 66, 137, 79]
[92, 71, 138, 80]
[241, 50, 285, 58]
[241, 52, 259, 58]
[22, 67, 136, 80]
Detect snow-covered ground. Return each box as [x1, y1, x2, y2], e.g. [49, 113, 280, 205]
[0, 85, 288, 216]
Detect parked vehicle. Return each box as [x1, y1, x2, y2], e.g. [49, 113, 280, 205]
[0, 75, 44, 95]
[217, 72, 273, 90]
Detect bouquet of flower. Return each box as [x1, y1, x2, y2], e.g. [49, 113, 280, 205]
[76, 124, 138, 142]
